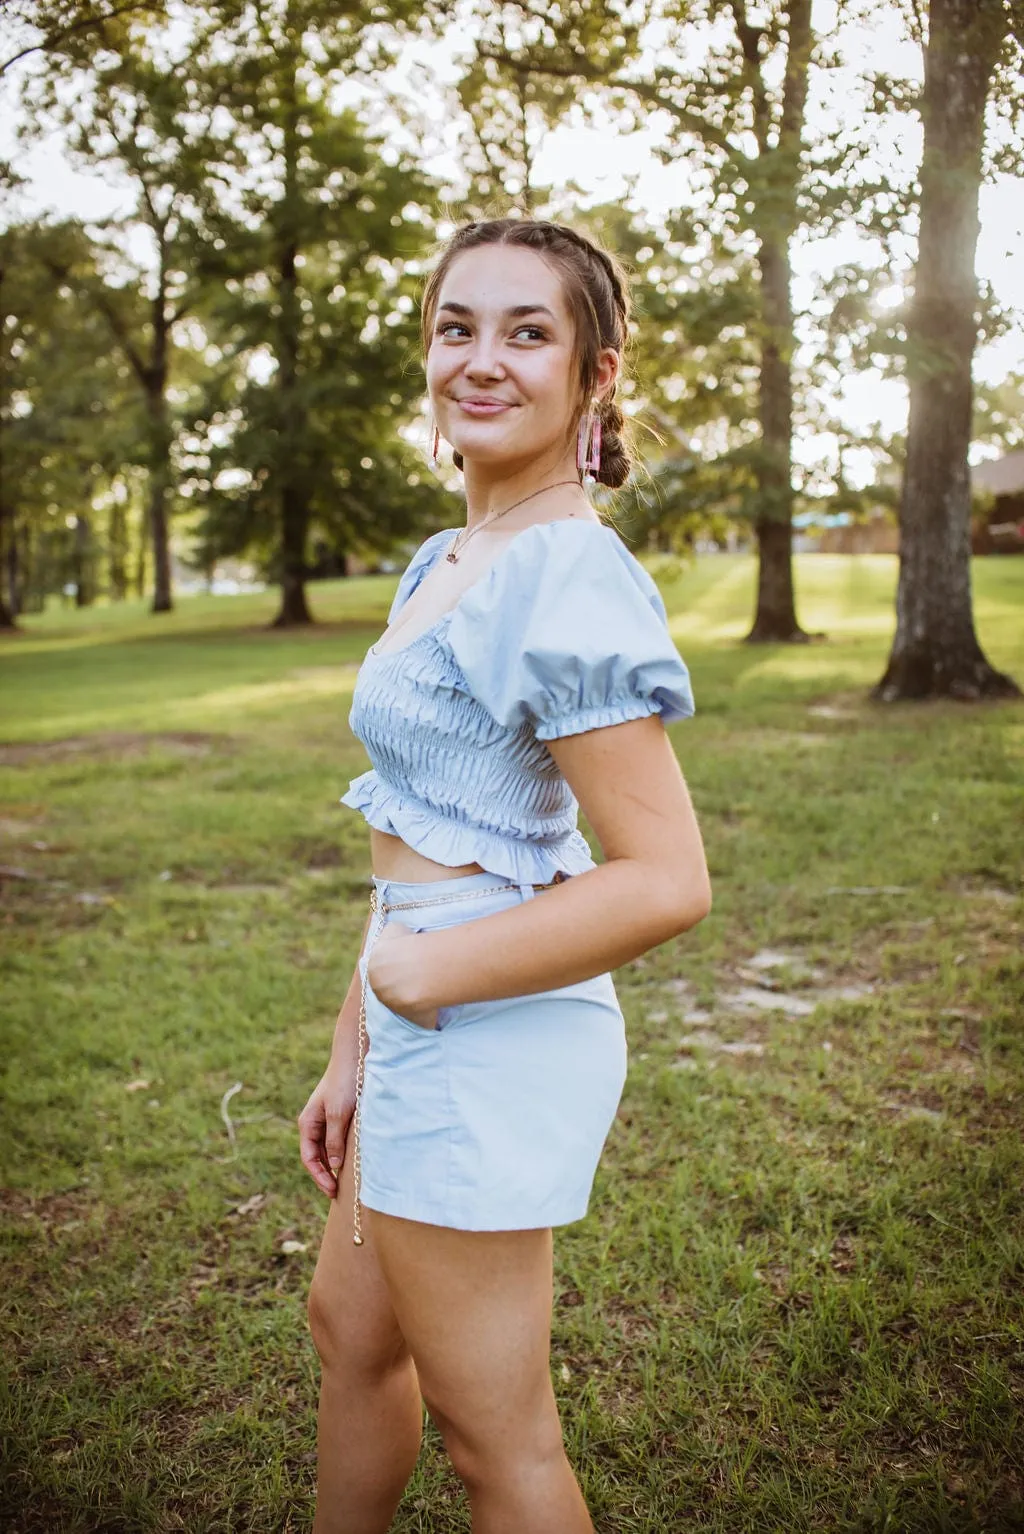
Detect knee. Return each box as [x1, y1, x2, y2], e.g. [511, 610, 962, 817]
[307, 1270, 408, 1381]
[428, 1392, 566, 1492]
[306, 1269, 344, 1366]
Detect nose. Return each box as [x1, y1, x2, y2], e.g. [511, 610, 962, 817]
[462, 329, 506, 381]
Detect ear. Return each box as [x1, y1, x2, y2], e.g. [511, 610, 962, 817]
[595, 346, 620, 402]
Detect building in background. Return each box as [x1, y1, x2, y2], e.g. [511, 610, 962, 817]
[970, 453, 1024, 554]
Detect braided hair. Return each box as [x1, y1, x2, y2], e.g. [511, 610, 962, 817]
[420, 218, 635, 490]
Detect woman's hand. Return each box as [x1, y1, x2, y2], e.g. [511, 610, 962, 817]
[366, 922, 441, 1030]
[297, 1057, 357, 1197]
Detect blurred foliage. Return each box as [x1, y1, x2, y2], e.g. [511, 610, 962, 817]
[180, 1, 448, 621]
[2, 0, 1022, 628]
[0, 221, 148, 617]
[974, 372, 1024, 453]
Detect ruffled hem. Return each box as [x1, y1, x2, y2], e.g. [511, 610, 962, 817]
[339, 770, 596, 883]
[536, 696, 665, 741]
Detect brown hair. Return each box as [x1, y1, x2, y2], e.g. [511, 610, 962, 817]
[420, 218, 635, 490]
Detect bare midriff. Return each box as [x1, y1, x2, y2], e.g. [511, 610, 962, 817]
[369, 826, 485, 882]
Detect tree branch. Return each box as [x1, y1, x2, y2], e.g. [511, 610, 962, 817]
[728, 0, 772, 153]
[906, 0, 927, 49]
[625, 77, 747, 162]
[474, 40, 747, 164]
[475, 41, 605, 85]
[780, 0, 813, 151]
[38, 245, 151, 384]
[0, 2, 167, 78]
[89, 282, 150, 384]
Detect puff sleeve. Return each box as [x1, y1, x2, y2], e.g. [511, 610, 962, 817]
[446, 519, 695, 740]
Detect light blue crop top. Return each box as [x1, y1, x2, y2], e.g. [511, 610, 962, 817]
[340, 517, 695, 883]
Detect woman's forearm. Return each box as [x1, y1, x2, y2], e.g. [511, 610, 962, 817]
[418, 856, 710, 1011]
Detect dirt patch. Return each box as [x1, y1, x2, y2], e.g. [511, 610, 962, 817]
[653, 949, 877, 1044]
[602, 1294, 657, 1342]
[949, 878, 1021, 907]
[0, 817, 46, 838]
[289, 838, 345, 870]
[0, 1183, 97, 1231]
[0, 732, 230, 766]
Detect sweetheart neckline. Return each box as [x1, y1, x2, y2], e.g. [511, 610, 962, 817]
[365, 516, 610, 662]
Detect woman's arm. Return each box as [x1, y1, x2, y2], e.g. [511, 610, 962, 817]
[328, 906, 374, 1055]
[376, 712, 710, 1015]
[297, 906, 374, 1194]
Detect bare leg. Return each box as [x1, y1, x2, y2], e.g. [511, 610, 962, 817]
[307, 1140, 424, 1534]
[366, 1210, 594, 1534]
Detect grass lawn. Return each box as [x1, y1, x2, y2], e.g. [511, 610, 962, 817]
[1, 551, 1022, 1533]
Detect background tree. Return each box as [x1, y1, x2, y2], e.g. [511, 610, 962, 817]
[874, 0, 1021, 701]
[568, 201, 761, 552]
[0, 220, 141, 623]
[417, 35, 765, 558]
[0, 0, 167, 78]
[187, 0, 444, 626]
[973, 372, 1024, 454]
[22, 8, 214, 613]
[452, 44, 545, 212]
[449, 0, 890, 641]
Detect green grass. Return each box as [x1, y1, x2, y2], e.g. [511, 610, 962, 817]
[2, 552, 1023, 1533]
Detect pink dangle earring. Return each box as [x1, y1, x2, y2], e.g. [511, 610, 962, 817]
[428, 414, 441, 469]
[576, 401, 602, 485]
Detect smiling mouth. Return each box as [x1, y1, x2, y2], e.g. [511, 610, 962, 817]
[456, 399, 516, 413]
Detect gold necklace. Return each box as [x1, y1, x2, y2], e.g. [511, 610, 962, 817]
[446, 479, 585, 563]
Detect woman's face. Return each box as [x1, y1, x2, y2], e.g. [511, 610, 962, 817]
[425, 244, 587, 472]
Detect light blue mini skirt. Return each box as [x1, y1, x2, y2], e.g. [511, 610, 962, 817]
[356, 869, 628, 1232]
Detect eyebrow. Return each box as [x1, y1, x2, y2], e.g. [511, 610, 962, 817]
[437, 301, 558, 321]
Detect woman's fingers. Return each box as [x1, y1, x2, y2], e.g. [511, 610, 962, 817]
[297, 1092, 336, 1198]
[325, 1097, 354, 1176]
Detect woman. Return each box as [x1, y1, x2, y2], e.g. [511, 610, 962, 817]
[298, 217, 711, 1534]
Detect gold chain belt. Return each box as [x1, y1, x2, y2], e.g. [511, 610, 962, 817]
[351, 872, 570, 1245]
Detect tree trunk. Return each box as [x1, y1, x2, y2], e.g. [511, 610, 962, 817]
[148, 459, 173, 613]
[270, 233, 313, 626]
[74, 514, 91, 607]
[19, 520, 35, 613]
[0, 499, 15, 628]
[274, 481, 313, 626]
[271, 51, 313, 629]
[146, 306, 173, 614]
[0, 258, 14, 629]
[109, 495, 127, 600]
[742, 0, 812, 644]
[745, 232, 809, 643]
[0, 552, 16, 628]
[135, 518, 147, 600]
[874, 0, 1019, 702]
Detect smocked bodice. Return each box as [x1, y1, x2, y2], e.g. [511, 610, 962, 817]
[340, 519, 695, 883]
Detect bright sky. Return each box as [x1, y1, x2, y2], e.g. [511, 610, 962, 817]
[2, 0, 1021, 486]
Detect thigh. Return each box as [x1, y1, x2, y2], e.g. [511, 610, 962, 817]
[308, 1123, 412, 1379]
[365, 1208, 558, 1446]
